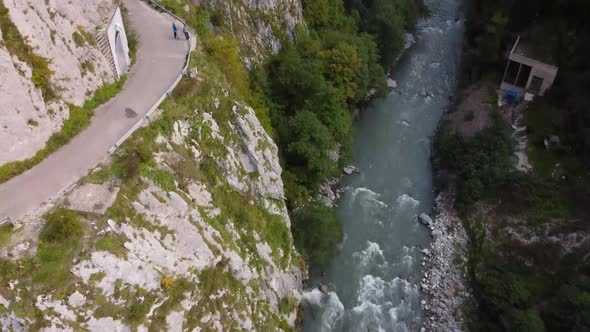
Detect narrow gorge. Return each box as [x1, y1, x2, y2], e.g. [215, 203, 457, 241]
[302, 0, 464, 330]
[0, 0, 479, 330]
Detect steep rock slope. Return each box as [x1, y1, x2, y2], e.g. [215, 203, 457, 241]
[195, 0, 302, 66]
[0, 0, 117, 164]
[0, 1, 304, 330]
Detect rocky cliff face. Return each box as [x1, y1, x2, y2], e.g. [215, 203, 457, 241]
[0, 1, 304, 330]
[0, 107, 303, 330]
[0, 0, 117, 164]
[195, 0, 302, 67]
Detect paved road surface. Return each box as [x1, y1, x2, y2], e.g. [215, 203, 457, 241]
[0, 0, 187, 221]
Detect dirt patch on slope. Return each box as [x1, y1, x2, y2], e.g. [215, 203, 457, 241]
[445, 85, 511, 138]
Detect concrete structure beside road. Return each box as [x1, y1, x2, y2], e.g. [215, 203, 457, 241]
[96, 6, 132, 78]
[500, 35, 559, 98]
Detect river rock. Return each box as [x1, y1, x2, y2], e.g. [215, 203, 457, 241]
[343, 165, 360, 175]
[318, 177, 339, 207]
[420, 248, 431, 256]
[422, 192, 470, 332]
[418, 213, 433, 225]
[387, 78, 398, 88]
[432, 229, 443, 240]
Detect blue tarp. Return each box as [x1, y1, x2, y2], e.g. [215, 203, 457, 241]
[505, 90, 518, 105]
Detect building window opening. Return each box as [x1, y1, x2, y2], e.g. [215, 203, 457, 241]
[515, 64, 532, 88]
[505, 60, 520, 85]
[529, 76, 544, 95]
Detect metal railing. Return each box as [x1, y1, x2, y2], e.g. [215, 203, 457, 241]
[108, 0, 192, 153]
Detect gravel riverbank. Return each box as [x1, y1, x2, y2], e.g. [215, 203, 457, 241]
[419, 191, 471, 331]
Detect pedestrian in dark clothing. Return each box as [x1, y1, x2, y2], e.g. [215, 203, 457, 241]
[172, 22, 178, 39]
[183, 25, 189, 40]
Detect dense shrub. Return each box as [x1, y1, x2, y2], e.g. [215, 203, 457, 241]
[72, 31, 85, 47]
[502, 309, 545, 332]
[433, 112, 513, 208]
[291, 204, 343, 265]
[345, 0, 427, 66]
[34, 209, 84, 287]
[40, 208, 83, 243]
[476, 269, 531, 310]
[545, 281, 590, 331]
[139, 161, 176, 192]
[204, 36, 249, 96]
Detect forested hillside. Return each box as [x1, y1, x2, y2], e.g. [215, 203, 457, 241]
[434, 0, 590, 331]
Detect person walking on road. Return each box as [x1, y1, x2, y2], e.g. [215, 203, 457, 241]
[183, 25, 189, 40]
[172, 22, 178, 39]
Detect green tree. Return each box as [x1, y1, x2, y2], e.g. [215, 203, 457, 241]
[291, 204, 343, 265]
[270, 46, 325, 114]
[547, 283, 590, 331]
[350, 33, 387, 101]
[477, 269, 530, 311]
[304, 82, 351, 142]
[326, 42, 362, 101]
[286, 111, 337, 188]
[503, 309, 545, 332]
[346, 0, 419, 66]
[302, 0, 345, 29]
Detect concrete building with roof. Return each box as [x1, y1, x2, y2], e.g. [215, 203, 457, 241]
[500, 35, 559, 98]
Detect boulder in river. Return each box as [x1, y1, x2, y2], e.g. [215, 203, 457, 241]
[418, 213, 433, 225]
[387, 78, 398, 88]
[343, 165, 360, 175]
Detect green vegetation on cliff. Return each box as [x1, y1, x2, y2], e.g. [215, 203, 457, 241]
[152, 0, 428, 267]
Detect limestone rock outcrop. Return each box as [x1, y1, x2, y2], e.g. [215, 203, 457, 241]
[195, 0, 302, 66]
[0, 0, 117, 164]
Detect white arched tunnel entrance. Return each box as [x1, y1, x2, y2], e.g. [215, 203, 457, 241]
[107, 7, 131, 77]
[115, 30, 128, 74]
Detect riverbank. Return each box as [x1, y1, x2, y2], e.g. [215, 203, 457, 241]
[419, 190, 470, 331]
